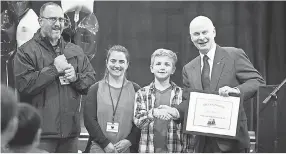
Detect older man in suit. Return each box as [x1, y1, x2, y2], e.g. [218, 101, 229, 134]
[158, 16, 265, 152]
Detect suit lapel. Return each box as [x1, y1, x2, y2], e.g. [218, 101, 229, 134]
[191, 57, 203, 90]
[210, 45, 226, 91]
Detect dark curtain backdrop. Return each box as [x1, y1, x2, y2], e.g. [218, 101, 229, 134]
[7, 1, 286, 92]
[89, 1, 286, 131]
[90, 1, 286, 87]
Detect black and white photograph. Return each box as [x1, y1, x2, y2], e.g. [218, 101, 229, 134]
[1, 0, 286, 153]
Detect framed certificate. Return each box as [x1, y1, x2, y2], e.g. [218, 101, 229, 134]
[183, 92, 240, 139]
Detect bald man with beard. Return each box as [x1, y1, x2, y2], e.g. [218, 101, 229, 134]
[158, 16, 265, 152]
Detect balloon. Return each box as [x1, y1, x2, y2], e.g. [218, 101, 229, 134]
[78, 13, 99, 35]
[16, 9, 40, 47]
[62, 13, 74, 42]
[7, 1, 30, 19]
[61, 0, 94, 14]
[61, 0, 98, 60]
[74, 13, 99, 60]
[1, 9, 17, 60]
[2, 1, 30, 88]
[64, 13, 72, 30]
[2, 1, 31, 59]
[61, 0, 93, 23]
[1, 10, 14, 31]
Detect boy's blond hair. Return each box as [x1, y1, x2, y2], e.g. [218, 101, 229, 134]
[151, 48, 177, 66]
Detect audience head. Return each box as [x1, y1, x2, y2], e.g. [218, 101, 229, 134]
[1, 85, 18, 148]
[8, 103, 42, 153]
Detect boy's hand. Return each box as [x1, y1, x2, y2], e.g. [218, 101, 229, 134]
[153, 108, 172, 120]
[158, 105, 180, 119]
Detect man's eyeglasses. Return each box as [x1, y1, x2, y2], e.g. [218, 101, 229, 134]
[41, 17, 67, 24]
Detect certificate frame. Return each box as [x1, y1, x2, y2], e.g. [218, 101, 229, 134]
[183, 92, 241, 139]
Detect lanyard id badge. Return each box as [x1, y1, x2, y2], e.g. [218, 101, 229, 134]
[106, 75, 125, 133]
[106, 122, 119, 133]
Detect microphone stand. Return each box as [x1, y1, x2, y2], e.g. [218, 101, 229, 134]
[261, 77, 286, 152]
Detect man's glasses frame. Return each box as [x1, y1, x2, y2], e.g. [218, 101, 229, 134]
[40, 16, 67, 24]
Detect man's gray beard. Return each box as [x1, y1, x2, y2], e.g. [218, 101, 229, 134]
[52, 33, 61, 39]
[48, 36, 60, 45]
[50, 34, 61, 41]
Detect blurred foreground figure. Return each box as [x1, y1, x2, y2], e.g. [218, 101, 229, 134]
[1, 84, 19, 152]
[8, 103, 47, 153]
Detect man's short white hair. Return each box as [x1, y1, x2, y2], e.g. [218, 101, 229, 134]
[189, 16, 215, 33]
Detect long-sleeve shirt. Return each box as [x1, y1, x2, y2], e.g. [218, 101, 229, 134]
[84, 79, 141, 151]
[133, 81, 194, 153]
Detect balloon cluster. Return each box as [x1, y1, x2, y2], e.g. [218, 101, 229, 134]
[1, 1, 30, 87]
[1, 1, 99, 87]
[7, 1, 30, 19]
[1, 1, 99, 61]
[1, 2, 22, 60]
[1, 9, 15, 60]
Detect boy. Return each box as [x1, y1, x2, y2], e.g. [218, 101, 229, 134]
[7, 103, 47, 153]
[133, 49, 193, 153]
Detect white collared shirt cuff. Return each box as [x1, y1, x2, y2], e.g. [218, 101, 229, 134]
[234, 87, 241, 94]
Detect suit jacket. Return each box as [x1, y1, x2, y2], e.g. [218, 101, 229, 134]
[176, 45, 265, 152]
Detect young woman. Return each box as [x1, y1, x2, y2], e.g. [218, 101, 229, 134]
[84, 45, 141, 153]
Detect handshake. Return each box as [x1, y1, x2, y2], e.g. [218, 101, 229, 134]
[53, 55, 77, 83]
[152, 105, 180, 121]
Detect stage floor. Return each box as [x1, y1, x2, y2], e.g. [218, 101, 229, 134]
[77, 126, 256, 153]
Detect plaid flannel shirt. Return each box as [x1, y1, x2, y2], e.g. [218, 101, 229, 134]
[133, 81, 195, 153]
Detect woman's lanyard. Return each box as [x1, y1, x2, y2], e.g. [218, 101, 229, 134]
[108, 76, 125, 124]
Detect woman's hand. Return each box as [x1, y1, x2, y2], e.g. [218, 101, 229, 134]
[104, 142, 117, 153]
[114, 139, 131, 153]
